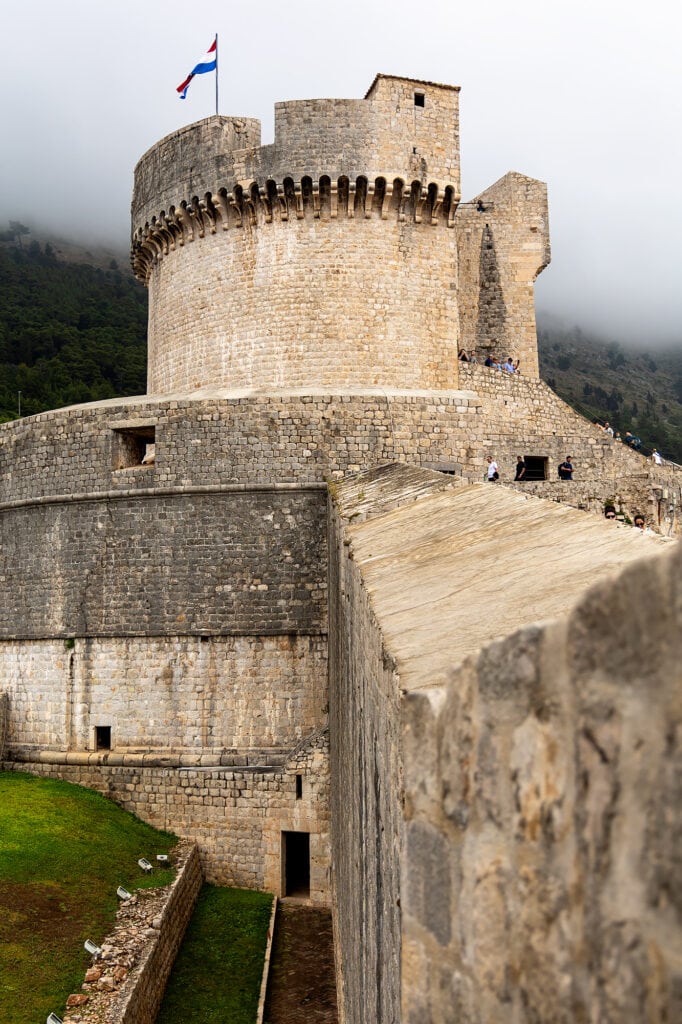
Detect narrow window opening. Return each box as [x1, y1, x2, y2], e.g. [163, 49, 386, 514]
[282, 831, 310, 897]
[414, 92, 425, 107]
[523, 456, 549, 481]
[295, 774, 303, 799]
[112, 425, 156, 470]
[95, 726, 111, 751]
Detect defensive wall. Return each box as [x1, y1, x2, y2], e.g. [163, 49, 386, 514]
[329, 465, 681, 1024]
[1, 71, 681, 1020]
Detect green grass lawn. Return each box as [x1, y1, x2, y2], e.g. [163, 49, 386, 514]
[156, 885, 273, 1024]
[0, 771, 176, 1024]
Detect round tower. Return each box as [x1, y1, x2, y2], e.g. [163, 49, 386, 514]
[131, 76, 462, 394]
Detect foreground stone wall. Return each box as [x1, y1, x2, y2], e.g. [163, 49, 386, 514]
[328, 495, 402, 1024]
[401, 540, 682, 1022]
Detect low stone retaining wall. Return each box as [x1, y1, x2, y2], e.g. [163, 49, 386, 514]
[62, 840, 203, 1024]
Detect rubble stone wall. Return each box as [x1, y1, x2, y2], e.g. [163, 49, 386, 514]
[62, 841, 204, 1024]
[401, 540, 682, 1023]
[328, 499, 402, 1024]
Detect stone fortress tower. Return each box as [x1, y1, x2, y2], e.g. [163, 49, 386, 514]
[1, 75, 681, 1023]
[131, 74, 549, 393]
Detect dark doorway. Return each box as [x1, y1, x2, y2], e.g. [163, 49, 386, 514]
[523, 455, 548, 481]
[283, 831, 310, 897]
[95, 726, 111, 751]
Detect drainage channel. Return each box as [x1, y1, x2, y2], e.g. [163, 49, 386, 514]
[263, 901, 339, 1024]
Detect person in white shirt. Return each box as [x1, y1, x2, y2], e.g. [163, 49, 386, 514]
[652, 449, 663, 465]
[486, 456, 499, 481]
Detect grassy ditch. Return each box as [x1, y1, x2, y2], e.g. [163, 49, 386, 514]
[0, 771, 176, 1024]
[156, 885, 273, 1024]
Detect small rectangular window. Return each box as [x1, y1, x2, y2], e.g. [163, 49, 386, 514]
[295, 774, 303, 799]
[414, 92, 425, 107]
[112, 425, 156, 470]
[95, 726, 111, 751]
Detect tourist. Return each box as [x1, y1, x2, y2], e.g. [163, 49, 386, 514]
[484, 354, 495, 368]
[486, 456, 499, 481]
[558, 456, 573, 480]
[514, 456, 527, 481]
[603, 422, 614, 437]
[458, 349, 469, 362]
[652, 449, 663, 465]
[634, 515, 645, 530]
[503, 357, 515, 373]
[476, 199, 486, 212]
[469, 349, 478, 364]
[604, 505, 617, 521]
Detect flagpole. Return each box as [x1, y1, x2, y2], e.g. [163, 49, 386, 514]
[215, 33, 219, 115]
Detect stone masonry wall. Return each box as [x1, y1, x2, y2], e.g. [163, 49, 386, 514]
[328, 495, 402, 1024]
[401, 540, 682, 1023]
[1, 635, 326, 754]
[0, 490, 327, 638]
[6, 734, 330, 900]
[145, 213, 460, 394]
[456, 173, 550, 379]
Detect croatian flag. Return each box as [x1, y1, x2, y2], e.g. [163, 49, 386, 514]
[177, 37, 217, 99]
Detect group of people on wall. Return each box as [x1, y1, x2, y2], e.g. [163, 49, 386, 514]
[458, 350, 520, 373]
[598, 420, 665, 465]
[486, 454, 659, 532]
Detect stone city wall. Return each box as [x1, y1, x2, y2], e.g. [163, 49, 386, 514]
[1, 635, 326, 754]
[328, 495, 402, 1024]
[401, 540, 682, 1023]
[5, 733, 330, 899]
[0, 392, 481, 502]
[2, 384, 677, 532]
[459, 364, 682, 532]
[0, 489, 327, 639]
[63, 841, 203, 1024]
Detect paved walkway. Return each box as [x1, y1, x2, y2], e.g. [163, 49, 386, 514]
[263, 902, 338, 1024]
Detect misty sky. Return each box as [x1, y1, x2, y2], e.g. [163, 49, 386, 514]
[2, 0, 680, 343]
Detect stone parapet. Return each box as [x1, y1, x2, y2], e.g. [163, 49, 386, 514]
[62, 840, 203, 1024]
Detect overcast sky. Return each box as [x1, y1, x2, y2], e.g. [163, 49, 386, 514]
[2, 0, 680, 343]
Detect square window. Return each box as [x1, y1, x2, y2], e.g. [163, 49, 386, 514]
[112, 425, 156, 470]
[414, 92, 425, 107]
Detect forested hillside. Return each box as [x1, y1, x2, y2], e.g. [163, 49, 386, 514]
[0, 241, 146, 420]
[538, 321, 682, 463]
[1, 239, 681, 463]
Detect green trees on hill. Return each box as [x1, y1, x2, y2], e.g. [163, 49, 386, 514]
[0, 243, 147, 421]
